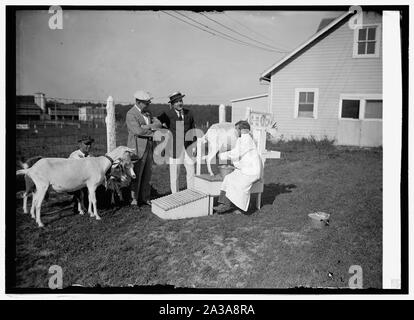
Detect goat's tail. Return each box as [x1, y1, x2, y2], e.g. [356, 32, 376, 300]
[16, 169, 28, 176]
[199, 132, 208, 144]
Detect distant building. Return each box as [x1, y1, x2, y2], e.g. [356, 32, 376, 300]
[48, 103, 79, 120]
[33, 92, 46, 112]
[16, 95, 43, 120]
[79, 106, 106, 122]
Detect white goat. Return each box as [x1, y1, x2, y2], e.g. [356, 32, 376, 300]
[16, 146, 136, 227]
[198, 122, 239, 176]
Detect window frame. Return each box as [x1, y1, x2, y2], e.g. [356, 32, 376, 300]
[338, 94, 383, 121]
[294, 88, 319, 119]
[352, 24, 381, 59]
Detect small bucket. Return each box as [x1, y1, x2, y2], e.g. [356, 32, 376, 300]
[308, 212, 330, 229]
[218, 165, 235, 178]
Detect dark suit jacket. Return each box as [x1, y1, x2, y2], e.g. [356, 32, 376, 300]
[126, 106, 161, 159]
[158, 108, 196, 158]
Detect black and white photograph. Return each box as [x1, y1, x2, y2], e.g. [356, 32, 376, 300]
[4, 1, 409, 298]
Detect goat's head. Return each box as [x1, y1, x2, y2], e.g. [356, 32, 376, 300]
[117, 153, 136, 181]
[110, 161, 132, 186]
[107, 146, 137, 180]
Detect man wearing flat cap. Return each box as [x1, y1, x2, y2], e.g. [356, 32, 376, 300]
[69, 135, 95, 159]
[126, 90, 162, 206]
[158, 91, 196, 193]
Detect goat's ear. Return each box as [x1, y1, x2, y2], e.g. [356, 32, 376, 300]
[112, 160, 121, 168]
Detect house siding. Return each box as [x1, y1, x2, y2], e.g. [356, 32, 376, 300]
[270, 12, 382, 142]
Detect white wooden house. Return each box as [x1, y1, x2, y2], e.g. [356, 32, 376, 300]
[259, 10, 382, 147]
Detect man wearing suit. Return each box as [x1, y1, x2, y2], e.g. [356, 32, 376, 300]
[126, 90, 162, 206]
[158, 91, 196, 193]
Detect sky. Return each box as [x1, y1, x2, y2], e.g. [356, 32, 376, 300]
[16, 9, 344, 105]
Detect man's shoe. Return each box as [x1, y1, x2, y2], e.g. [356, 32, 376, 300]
[141, 200, 152, 206]
[213, 203, 231, 214]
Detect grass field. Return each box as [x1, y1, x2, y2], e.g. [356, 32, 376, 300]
[14, 139, 382, 289]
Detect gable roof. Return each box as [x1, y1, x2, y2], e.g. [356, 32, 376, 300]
[230, 93, 268, 103]
[316, 18, 336, 32]
[259, 11, 355, 81]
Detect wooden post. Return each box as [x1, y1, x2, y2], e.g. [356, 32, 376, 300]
[219, 104, 226, 123]
[245, 107, 252, 122]
[54, 102, 57, 125]
[106, 96, 116, 153]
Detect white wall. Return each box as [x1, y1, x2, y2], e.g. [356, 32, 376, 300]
[231, 94, 268, 123]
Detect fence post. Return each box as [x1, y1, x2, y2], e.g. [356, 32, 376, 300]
[245, 107, 252, 122]
[106, 96, 116, 153]
[219, 104, 226, 123]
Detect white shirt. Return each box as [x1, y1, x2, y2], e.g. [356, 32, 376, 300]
[69, 149, 91, 159]
[135, 104, 150, 125]
[175, 109, 184, 120]
[219, 133, 262, 177]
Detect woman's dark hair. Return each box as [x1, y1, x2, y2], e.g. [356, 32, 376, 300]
[235, 120, 251, 131]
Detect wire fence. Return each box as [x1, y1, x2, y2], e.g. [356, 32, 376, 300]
[16, 120, 129, 159]
[16, 120, 211, 160]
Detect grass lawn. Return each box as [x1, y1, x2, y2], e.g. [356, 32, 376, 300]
[14, 140, 382, 289]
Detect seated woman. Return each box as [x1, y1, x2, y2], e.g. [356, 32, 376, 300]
[214, 120, 263, 214]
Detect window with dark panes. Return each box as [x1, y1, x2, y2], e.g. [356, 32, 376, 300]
[357, 26, 377, 55]
[364, 100, 382, 119]
[298, 91, 315, 118]
[341, 99, 360, 119]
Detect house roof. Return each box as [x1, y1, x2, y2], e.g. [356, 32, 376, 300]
[230, 93, 268, 103]
[316, 18, 336, 32]
[259, 10, 355, 81]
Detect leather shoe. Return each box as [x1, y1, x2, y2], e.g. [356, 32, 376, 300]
[141, 200, 152, 206]
[213, 203, 231, 214]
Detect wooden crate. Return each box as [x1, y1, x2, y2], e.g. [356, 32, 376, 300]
[151, 189, 211, 220]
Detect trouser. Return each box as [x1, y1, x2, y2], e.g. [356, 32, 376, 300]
[70, 188, 88, 212]
[169, 149, 195, 193]
[131, 141, 153, 203]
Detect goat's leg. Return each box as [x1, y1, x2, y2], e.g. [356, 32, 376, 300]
[35, 186, 48, 227]
[30, 191, 37, 219]
[87, 191, 94, 217]
[118, 186, 124, 202]
[23, 175, 35, 214]
[206, 147, 218, 176]
[23, 192, 29, 214]
[88, 188, 100, 220]
[77, 189, 86, 215]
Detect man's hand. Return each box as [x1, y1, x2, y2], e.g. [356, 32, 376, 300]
[219, 152, 228, 161]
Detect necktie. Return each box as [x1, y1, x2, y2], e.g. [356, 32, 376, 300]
[178, 111, 183, 120]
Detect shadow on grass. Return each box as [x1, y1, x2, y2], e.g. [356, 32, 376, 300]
[261, 183, 297, 206]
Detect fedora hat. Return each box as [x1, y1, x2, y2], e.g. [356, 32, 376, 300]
[134, 90, 153, 102]
[78, 135, 95, 144]
[168, 91, 185, 104]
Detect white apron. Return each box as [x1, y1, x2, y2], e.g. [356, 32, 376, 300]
[219, 133, 263, 211]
